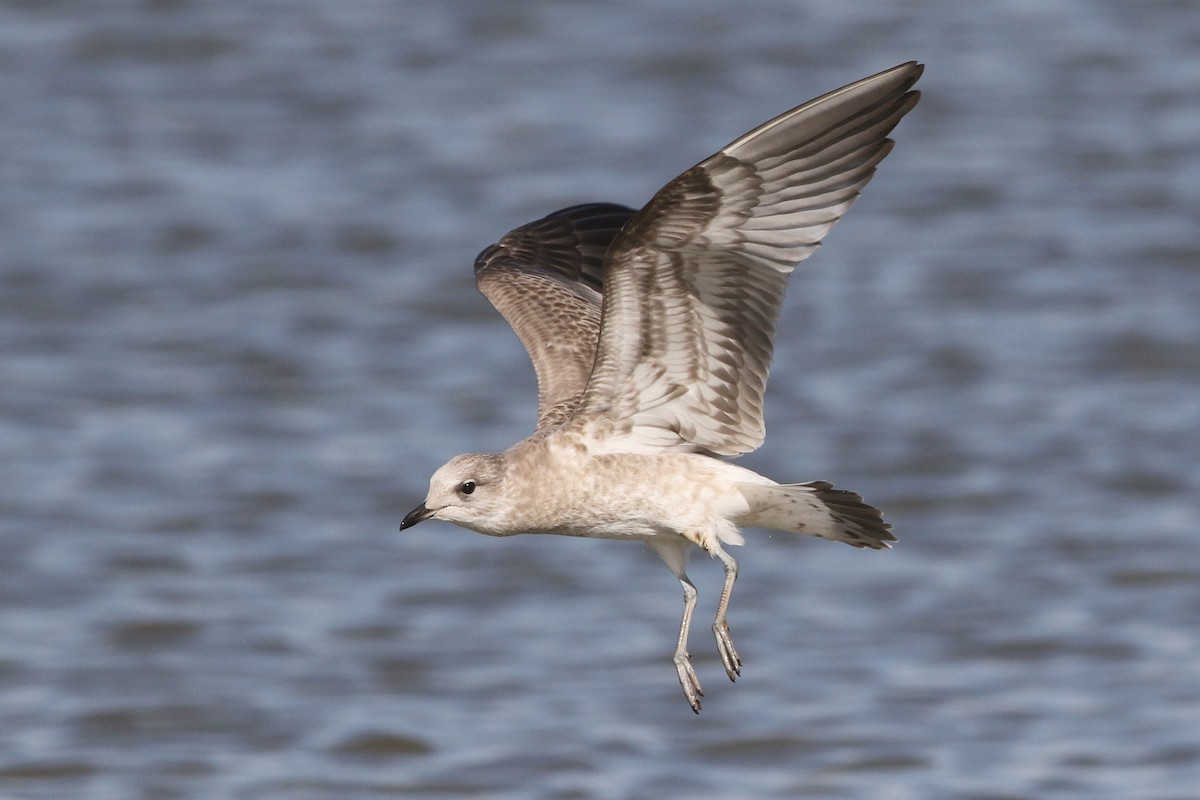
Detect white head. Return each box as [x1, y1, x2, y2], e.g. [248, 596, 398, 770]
[400, 453, 511, 535]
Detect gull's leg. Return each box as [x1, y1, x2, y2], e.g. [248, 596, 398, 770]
[651, 540, 703, 713]
[709, 543, 742, 682]
[673, 573, 703, 712]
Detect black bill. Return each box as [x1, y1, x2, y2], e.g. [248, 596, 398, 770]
[399, 503, 434, 531]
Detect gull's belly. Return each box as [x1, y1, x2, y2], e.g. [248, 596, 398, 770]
[514, 450, 755, 542]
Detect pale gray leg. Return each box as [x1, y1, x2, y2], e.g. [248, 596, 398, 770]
[673, 573, 703, 712]
[709, 542, 742, 682]
[651, 540, 703, 713]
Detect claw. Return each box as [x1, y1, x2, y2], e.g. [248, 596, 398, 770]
[714, 621, 742, 682]
[673, 652, 704, 713]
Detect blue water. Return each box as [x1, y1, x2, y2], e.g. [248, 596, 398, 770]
[2, 1, 1198, 798]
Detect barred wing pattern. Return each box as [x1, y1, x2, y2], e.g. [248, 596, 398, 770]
[474, 203, 636, 431]
[575, 62, 922, 455]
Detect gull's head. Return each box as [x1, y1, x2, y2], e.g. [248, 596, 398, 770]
[400, 453, 509, 535]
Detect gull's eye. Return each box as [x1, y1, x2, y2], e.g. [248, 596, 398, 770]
[459, 480, 476, 495]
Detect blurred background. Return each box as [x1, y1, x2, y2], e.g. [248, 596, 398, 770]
[1, 1, 1198, 798]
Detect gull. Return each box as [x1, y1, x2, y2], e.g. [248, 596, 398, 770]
[401, 62, 921, 712]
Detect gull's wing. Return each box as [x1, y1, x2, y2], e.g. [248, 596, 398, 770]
[474, 203, 637, 431]
[574, 62, 923, 455]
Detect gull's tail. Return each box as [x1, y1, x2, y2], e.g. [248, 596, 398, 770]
[735, 481, 895, 549]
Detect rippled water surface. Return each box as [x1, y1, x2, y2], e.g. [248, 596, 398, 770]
[2, 1, 1198, 798]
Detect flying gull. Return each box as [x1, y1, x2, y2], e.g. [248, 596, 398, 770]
[401, 62, 922, 712]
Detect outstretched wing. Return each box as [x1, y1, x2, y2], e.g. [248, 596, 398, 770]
[474, 203, 637, 431]
[574, 62, 922, 455]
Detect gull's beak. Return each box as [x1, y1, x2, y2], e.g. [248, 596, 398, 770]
[400, 503, 435, 531]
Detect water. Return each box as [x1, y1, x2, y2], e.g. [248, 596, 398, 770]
[2, 1, 1198, 798]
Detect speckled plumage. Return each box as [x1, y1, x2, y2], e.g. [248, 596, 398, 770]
[402, 62, 922, 712]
